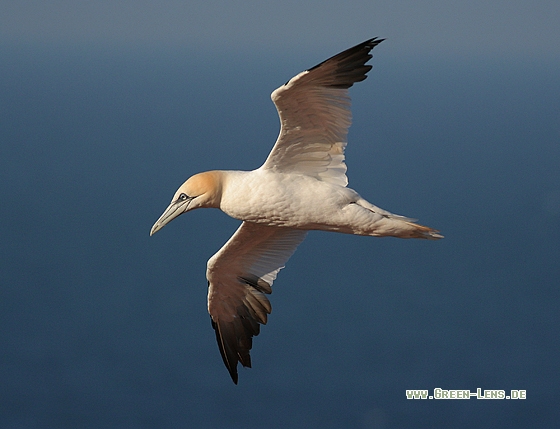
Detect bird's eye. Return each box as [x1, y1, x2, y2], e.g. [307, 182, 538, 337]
[178, 193, 189, 201]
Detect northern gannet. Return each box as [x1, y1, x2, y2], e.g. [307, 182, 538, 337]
[150, 38, 442, 384]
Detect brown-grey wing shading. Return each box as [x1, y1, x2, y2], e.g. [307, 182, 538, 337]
[261, 38, 384, 187]
[206, 222, 307, 383]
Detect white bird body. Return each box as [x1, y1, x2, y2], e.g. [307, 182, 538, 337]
[214, 169, 425, 237]
[221, 169, 355, 228]
[150, 38, 442, 384]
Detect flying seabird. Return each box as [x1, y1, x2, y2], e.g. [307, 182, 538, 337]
[150, 38, 443, 384]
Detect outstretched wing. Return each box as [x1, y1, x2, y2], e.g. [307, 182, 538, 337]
[261, 38, 384, 187]
[206, 222, 307, 384]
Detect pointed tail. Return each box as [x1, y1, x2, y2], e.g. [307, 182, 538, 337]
[403, 221, 444, 240]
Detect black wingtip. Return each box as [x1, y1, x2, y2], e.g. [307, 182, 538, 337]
[355, 37, 385, 51]
[307, 37, 384, 71]
[211, 318, 239, 384]
[304, 37, 385, 89]
[209, 277, 273, 384]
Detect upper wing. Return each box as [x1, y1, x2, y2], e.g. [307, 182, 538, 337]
[261, 38, 384, 187]
[206, 222, 307, 384]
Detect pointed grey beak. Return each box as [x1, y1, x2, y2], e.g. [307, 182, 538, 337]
[150, 197, 193, 236]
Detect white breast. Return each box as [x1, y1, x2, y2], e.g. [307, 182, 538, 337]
[219, 169, 359, 229]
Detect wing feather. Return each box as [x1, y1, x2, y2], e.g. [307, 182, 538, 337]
[261, 38, 384, 186]
[206, 222, 307, 383]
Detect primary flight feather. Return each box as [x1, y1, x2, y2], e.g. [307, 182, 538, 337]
[150, 38, 442, 384]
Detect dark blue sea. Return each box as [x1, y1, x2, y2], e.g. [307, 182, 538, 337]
[1, 44, 559, 428]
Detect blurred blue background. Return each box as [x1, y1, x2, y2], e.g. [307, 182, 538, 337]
[1, 1, 559, 428]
